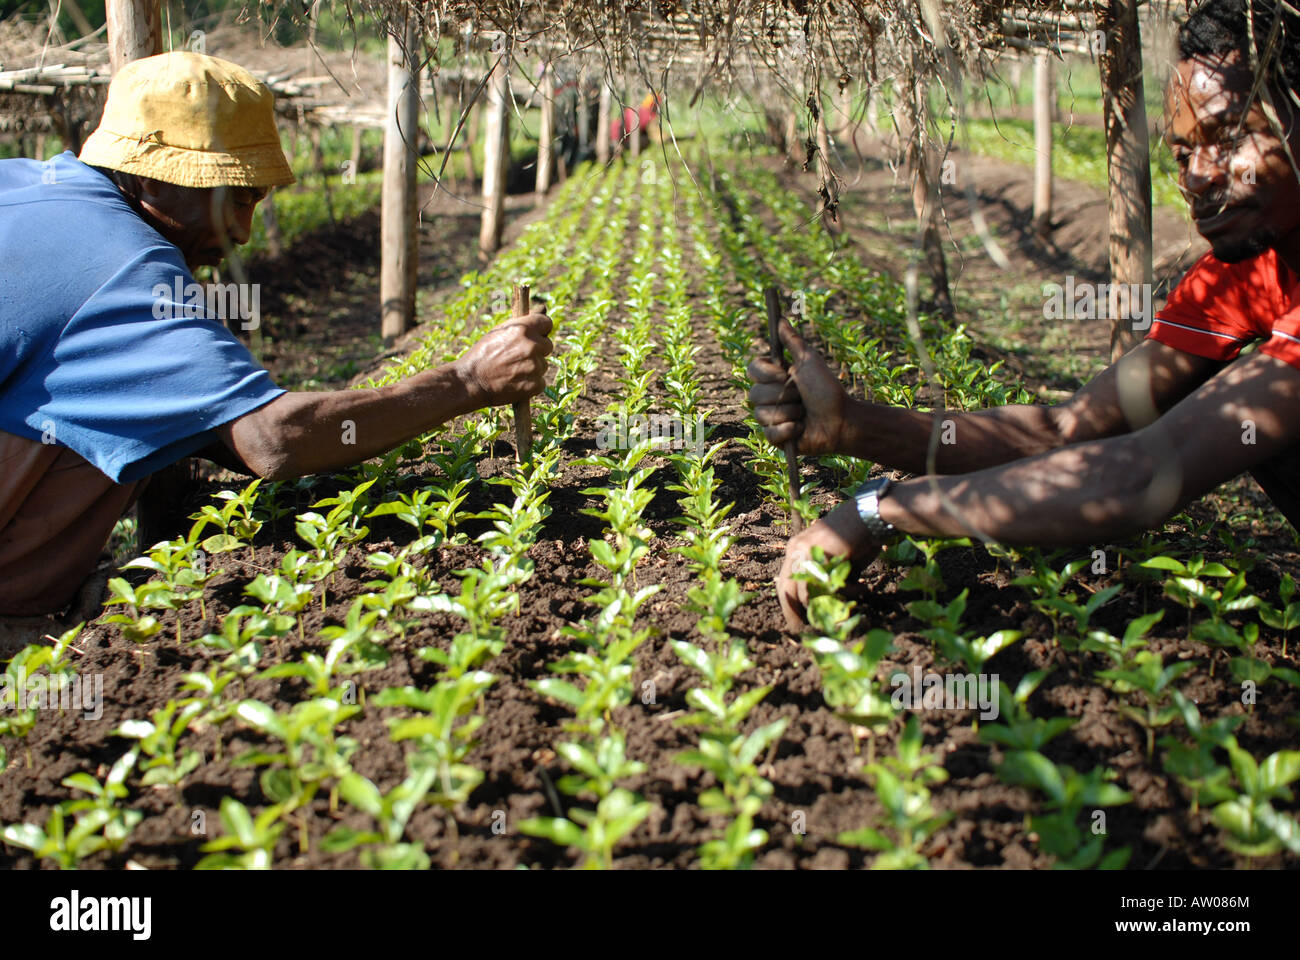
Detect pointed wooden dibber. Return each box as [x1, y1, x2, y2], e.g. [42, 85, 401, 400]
[512, 283, 533, 464]
[764, 285, 803, 533]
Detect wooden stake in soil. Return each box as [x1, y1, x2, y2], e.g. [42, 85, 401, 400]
[764, 286, 803, 533]
[512, 283, 533, 464]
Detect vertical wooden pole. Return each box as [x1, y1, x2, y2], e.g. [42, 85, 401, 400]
[381, 10, 420, 343]
[785, 108, 800, 163]
[1098, 0, 1153, 360]
[596, 81, 612, 163]
[106, 0, 161, 75]
[479, 42, 510, 258]
[626, 69, 641, 158]
[536, 64, 555, 199]
[765, 287, 802, 533]
[577, 68, 590, 157]
[1033, 51, 1053, 234]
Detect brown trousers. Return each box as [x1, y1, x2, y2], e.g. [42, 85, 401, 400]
[0, 430, 144, 618]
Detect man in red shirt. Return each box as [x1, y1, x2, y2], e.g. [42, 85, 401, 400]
[749, 0, 1300, 627]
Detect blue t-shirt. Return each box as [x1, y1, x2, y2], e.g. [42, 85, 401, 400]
[0, 152, 284, 483]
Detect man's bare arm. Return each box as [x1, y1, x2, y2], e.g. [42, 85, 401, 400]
[880, 350, 1300, 543]
[776, 350, 1300, 626]
[750, 325, 1220, 475]
[213, 312, 551, 480]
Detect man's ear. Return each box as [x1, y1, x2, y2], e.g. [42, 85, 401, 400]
[136, 175, 166, 202]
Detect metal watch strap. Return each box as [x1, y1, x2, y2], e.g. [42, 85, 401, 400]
[853, 477, 898, 541]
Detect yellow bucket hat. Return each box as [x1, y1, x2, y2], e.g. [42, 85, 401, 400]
[79, 51, 295, 189]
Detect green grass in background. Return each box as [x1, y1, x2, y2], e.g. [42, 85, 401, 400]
[962, 116, 1185, 212]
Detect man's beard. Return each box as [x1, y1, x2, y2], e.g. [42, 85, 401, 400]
[1210, 228, 1274, 263]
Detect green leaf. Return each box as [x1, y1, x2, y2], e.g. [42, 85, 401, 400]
[517, 817, 585, 847]
[320, 826, 382, 853]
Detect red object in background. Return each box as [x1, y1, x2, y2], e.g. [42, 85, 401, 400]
[610, 93, 659, 146]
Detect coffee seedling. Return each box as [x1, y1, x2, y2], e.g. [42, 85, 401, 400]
[838, 716, 952, 869]
[195, 797, 285, 870]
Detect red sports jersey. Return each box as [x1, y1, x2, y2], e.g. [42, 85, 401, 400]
[1148, 247, 1300, 369]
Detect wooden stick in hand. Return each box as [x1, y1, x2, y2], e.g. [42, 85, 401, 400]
[511, 283, 533, 464]
[764, 285, 803, 533]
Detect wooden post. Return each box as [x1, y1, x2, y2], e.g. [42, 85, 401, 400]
[380, 11, 420, 343]
[596, 81, 612, 163]
[577, 69, 590, 156]
[1033, 51, 1053, 234]
[536, 64, 555, 199]
[479, 43, 510, 258]
[464, 83, 480, 184]
[1098, 0, 1154, 360]
[785, 108, 801, 163]
[106, 0, 161, 75]
[626, 70, 641, 158]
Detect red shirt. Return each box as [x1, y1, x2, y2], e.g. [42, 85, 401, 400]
[1149, 247, 1300, 369]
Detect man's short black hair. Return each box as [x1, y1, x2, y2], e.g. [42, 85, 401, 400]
[1179, 0, 1300, 104]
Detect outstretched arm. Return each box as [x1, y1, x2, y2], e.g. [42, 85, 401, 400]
[214, 311, 552, 480]
[777, 350, 1300, 627]
[749, 321, 1220, 475]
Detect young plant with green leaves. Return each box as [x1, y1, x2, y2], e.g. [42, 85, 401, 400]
[838, 716, 952, 869]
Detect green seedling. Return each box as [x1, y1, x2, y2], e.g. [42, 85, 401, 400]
[376, 672, 495, 815]
[114, 701, 203, 785]
[518, 787, 653, 870]
[1011, 553, 1120, 647]
[60, 747, 143, 852]
[1210, 738, 1300, 861]
[233, 697, 361, 816]
[978, 672, 1076, 753]
[244, 573, 314, 640]
[1080, 610, 1165, 666]
[178, 665, 241, 726]
[2, 805, 122, 869]
[838, 716, 952, 869]
[101, 576, 174, 643]
[1159, 691, 1243, 814]
[322, 764, 437, 869]
[195, 797, 285, 870]
[1260, 572, 1300, 656]
[189, 479, 264, 554]
[995, 750, 1132, 869]
[1096, 651, 1197, 759]
[887, 537, 971, 604]
[124, 536, 217, 619]
[794, 548, 897, 751]
[195, 607, 271, 676]
[0, 633, 78, 749]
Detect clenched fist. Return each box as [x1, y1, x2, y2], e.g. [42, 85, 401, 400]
[456, 309, 553, 408]
[747, 319, 849, 456]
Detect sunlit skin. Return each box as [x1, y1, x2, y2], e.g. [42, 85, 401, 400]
[749, 56, 1300, 629]
[1165, 53, 1300, 269]
[115, 175, 264, 271]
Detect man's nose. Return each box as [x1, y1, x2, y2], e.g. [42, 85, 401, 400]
[228, 205, 254, 246]
[1184, 145, 1229, 196]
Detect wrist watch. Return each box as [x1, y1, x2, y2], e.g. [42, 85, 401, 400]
[853, 476, 899, 541]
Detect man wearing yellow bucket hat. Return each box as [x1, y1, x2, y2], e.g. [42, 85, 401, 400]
[0, 52, 552, 634]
